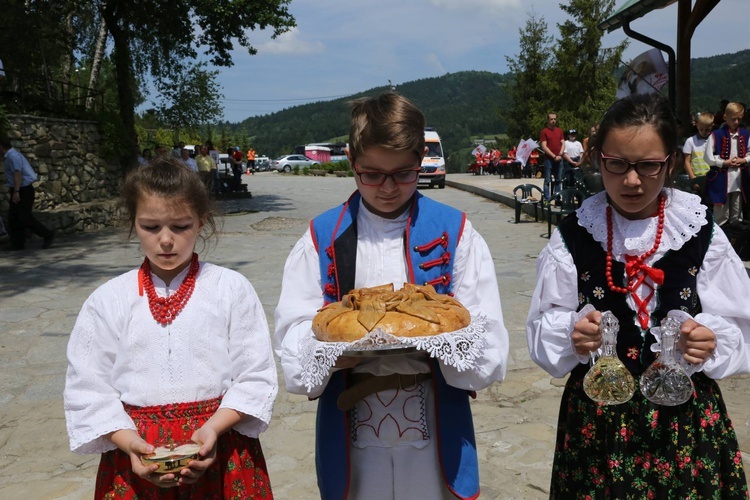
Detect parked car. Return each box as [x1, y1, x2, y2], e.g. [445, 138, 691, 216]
[255, 156, 271, 171]
[272, 154, 319, 173]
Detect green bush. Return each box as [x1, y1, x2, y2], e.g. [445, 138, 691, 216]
[302, 166, 310, 176]
[293, 165, 300, 175]
[320, 160, 350, 174]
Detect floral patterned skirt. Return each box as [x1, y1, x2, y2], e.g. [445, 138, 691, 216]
[95, 397, 273, 500]
[551, 368, 748, 499]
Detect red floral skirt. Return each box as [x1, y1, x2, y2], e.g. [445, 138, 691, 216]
[95, 397, 273, 499]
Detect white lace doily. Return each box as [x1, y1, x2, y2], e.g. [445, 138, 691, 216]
[298, 316, 490, 392]
[576, 189, 708, 255]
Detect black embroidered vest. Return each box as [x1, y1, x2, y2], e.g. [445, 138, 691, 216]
[559, 211, 713, 377]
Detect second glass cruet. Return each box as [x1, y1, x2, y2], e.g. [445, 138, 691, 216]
[582, 311, 636, 405]
[640, 316, 694, 406]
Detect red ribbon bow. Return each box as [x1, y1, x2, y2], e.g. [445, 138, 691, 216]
[624, 256, 664, 329]
[625, 257, 665, 285]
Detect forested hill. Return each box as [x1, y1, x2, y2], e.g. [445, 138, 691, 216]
[689, 49, 750, 113]
[232, 71, 512, 160]
[229, 50, 750, 160]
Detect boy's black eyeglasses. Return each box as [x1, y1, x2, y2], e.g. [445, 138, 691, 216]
[600, 153, 671, 177]
[353, 166, 421, 186]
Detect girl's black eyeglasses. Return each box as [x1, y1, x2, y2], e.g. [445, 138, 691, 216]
[353, 166, 421, 186]
[600, 153, 671, 177]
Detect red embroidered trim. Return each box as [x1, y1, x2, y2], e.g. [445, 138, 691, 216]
[414, 231, 449, 253]
[324, 283, 338, 297]
[419, 252, 451, 270]
[425, 273, 451, 287]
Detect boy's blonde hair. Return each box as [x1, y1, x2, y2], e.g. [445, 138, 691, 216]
[725, 102, 745, 116]
[696, 112, 714, 127]
[348, 93, 425, 164]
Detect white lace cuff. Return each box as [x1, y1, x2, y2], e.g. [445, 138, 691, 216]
[571, 304, 597, 364]
[298, 316, 491, 392]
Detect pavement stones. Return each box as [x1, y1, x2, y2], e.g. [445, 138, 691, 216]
[1, 172, 748, 499]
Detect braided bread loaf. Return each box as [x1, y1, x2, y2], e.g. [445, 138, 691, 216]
[312, 283, 470, 342]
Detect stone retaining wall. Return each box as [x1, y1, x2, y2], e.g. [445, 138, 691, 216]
[1, 115, 123, 233]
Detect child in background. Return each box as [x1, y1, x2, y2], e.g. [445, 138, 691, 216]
[274, 93, 509, 500]
[682, 111, 714, 203]
[527, 93, 750, 498]
[705, 101, 750, 226]
[64, 158, 277, 499]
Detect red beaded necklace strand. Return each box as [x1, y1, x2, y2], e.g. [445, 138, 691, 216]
[605, 194, 665, 294]
[605, 195, 666, 330]
[138, 253, 200, 326]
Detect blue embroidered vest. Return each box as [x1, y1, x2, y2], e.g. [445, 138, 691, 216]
[706, 125, 750, 205]
[558, 211, 713, 379]
[310, 191, 479, 500]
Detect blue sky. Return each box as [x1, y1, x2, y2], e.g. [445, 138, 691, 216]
[194, 0, 750, 123]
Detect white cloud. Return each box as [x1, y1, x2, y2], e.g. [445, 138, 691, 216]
[258, 27, 325, 55]
[425, 53, 447, 74]
[428, 0, 522, 14]
[216, 0, 750, 122]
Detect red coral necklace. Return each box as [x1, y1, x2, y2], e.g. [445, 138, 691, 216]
[138, 253, 199, 326]
[605, 195, 666, 329]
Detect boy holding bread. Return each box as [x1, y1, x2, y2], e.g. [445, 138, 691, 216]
[274, 93, 509, 500]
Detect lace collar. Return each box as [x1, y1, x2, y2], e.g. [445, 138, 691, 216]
[576, 189, 708, 255]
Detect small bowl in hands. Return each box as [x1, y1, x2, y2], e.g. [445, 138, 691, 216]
[141, 442, 201, 474]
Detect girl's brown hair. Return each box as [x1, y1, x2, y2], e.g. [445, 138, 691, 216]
[121, 156, 217, 246]
[590, 93, 681, 186]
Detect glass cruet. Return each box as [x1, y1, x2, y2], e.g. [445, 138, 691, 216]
[582, 311, 636, 405]
[640, 316, 694, 406]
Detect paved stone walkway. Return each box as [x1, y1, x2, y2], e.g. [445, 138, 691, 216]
[1, 172, 748, 499]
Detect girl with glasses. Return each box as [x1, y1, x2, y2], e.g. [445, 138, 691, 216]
[527, 93, 750, 498]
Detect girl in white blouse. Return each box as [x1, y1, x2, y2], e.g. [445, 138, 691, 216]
[527, 93, 750, 498]
[64, 158, 277, 498]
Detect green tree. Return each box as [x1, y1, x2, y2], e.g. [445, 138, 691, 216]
[156, 63, 223, 137]
[0, 0, 80, 112]
[551, 0, 627, 133]
[98, 0, 296, 165]
[504, 11, 554, 141]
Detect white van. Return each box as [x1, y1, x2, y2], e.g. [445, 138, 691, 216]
[418, 128, 446, 189]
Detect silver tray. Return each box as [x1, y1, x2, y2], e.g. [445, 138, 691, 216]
[341, 344, 417, 357]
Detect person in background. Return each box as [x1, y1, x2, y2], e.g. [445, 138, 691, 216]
[581, 124, 600, 171]
[562, 129, 584, 188]
[195, 145, 213, 187]
[540, 112, 565, 202]
[682, 112, 714, 204]
[527, 93, 750, 498]
[705, 102, 750, 226]
[137, 149, 148, 166]
[228, 147, 243, 192]
[206, 140, 220, 193]
[173, 141, 185, 159]
[180, 147, 198, 173]
[246, 148, 256, 174]
[529, 148, 540, 178]
[154, 145, 170, 158]
[274, 93, 509, 500]
[64, 157, 277, 498]
[713, 99, 729, 130]
[1, 137, 55, 250]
